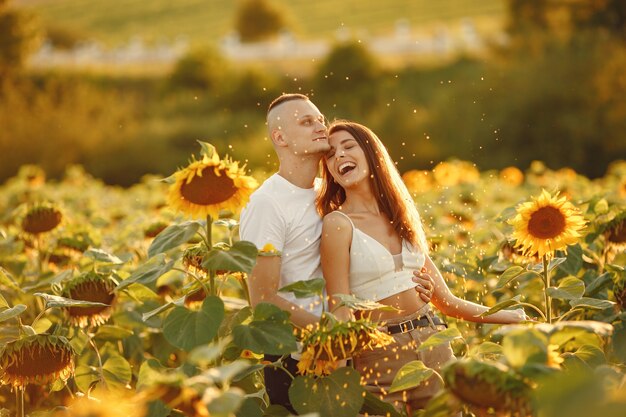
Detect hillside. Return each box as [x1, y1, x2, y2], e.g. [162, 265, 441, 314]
[15, 0, 506, 47]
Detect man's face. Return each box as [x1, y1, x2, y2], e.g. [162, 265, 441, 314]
[269, 100, 330, 156]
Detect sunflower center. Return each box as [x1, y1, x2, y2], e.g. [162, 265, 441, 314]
[68, 281, 115, 316]
[527, 206, 566, 239]
[607, 221, 626, 244]
[5, 343, 72, 380]
[180, 168, 237, 205]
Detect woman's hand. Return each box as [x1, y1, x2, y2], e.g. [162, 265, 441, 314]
[412, 268, 435, 303]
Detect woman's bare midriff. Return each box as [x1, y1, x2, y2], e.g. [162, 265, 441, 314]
[355, 287, 427, 322]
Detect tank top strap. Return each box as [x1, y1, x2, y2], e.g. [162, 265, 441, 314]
[332, 210, 356, 230]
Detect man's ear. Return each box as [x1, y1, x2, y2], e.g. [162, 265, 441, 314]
[271, 129, 287, 147]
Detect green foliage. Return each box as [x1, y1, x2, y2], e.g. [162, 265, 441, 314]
[169, 47, 229, 91]
[0, 1, 41, 75]
[20, 0, 505, 47]
[289, 368, 365, 417]
[314, 41, 382, 117]
[234, 0, 288, 43]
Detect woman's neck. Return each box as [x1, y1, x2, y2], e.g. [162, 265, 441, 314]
[342, 184, 380, 215]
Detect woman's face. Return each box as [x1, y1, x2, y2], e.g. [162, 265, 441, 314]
[325, 130, 370, 188]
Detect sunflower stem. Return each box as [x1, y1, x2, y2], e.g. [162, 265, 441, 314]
[88, 335, 107, 389]
[206, 215, 217, 297]
[542, 255, 552, 324]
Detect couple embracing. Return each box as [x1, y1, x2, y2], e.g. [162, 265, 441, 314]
[239, 93, 526, 414]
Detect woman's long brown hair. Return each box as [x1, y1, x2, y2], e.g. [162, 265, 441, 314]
[316, 120, 429, 254]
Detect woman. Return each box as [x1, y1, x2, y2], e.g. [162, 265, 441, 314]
[316, 121, 526, 413]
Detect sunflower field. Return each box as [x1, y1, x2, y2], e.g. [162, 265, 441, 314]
[0, 142, 625, 417]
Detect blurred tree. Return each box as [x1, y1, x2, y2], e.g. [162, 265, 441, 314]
[0, 0, 41, 76]
[169, 47, 229, 92]
[507, 0, 626, 47]
[314, 41, 382, 118]
[234, 0, 289, 43]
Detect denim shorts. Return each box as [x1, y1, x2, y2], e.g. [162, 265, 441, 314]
[352, 308, 454, 412]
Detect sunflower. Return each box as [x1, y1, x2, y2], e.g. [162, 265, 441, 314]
[0, 334, 75, 387]
[443, 358, 533, 416]
[600, 212, 626, 253]
[167, 142, 258, 219]
[57, 390, 146, 417]
[63, 271, 116, 328]
[182, 243, 210, 278]
[21, 202, 63, 235]
[509, 190, 586, 258]
[402, 169, 432, 194]
[297, 317, 394, 376]
[432, 161, 461, 187]
[500, 166, 524, 187]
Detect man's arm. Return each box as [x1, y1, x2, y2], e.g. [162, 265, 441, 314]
[248, 255, 320, 329]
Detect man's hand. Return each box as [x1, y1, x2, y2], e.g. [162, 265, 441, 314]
[412, 268, 435, 303]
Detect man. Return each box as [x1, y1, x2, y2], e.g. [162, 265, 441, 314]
[240, 93, 434, 412]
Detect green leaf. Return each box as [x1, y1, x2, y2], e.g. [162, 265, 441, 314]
[199, 360, 251, 385]
[22, 270, 72, 292]
[584, 272, 613, 296]
[94, 325, 134, 341]
[163, 296, 224, 351]
[546, 277, 585, 300]
[502, 328, 548, 369]
[289, 367, 365, 417]
[278, 277, 325, 299]
[495, 266, 524, 289]
[389, 360, 434, 393]
[233, 303, 297, 355]
[0, 267, 21, 292]
[198, 140, 217, 158]
[206, 387, 245, 416]
[417, 327, 463, 352]
[0, 292, 8, 309]
[332, 293, 398, 312]
[214, 218, 239, 230]
[469, 341, 503, 358]
[594, 198, 609, 214]
[102, 353, 132, 391]
[84, 248, 124, 264]
[0, 304, 27, 322]
[558, 244, 583, 276]
[360, 390, 402, 417]
[148, 221, 202, 258]
[569, 298, 616, 311]
[116, 255, 175, 291]
[74, 364, 99, 393]
[34, 293, 109, 309]
[571, 344, 606, 368]
[141, 296, 185, 321]
[203, 241, 258, 274]
[188, 336, 232, 367]
[547, 257, 567, 272]
[478, 295, 521, 318]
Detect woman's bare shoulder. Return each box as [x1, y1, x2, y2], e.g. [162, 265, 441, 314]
[323, 210, 352, 226]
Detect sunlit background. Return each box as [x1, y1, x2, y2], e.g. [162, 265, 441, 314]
[2, 0, 625, 185]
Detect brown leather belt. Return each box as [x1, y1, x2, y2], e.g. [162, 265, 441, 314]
[385, 315, 447, 334]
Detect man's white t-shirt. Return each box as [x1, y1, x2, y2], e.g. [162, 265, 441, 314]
[239, 173, 324, 317]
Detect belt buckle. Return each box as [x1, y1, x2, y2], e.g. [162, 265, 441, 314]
[398, 319, 415, 333]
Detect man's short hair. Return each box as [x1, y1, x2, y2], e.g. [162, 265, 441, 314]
[267, 93, 309, 114]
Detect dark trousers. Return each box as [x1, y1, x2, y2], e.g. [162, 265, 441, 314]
[264, 354, 300, 414]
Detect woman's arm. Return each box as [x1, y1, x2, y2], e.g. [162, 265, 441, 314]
[425, 255, 527, 324]
[320, 212, 353, 321]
